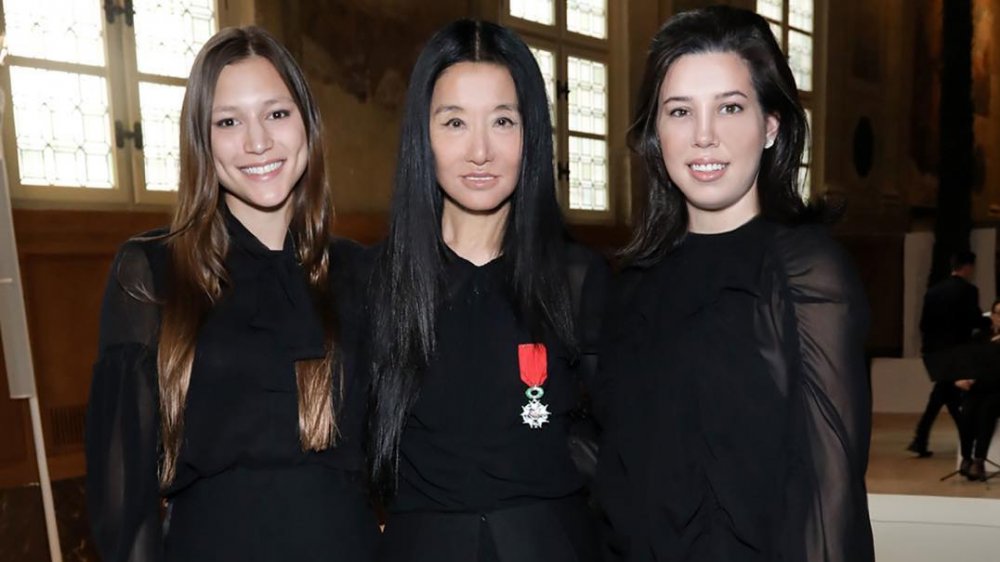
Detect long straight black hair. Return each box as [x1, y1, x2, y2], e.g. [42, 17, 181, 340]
[622, 6, 827, 268]
[367, 19, 575, 499]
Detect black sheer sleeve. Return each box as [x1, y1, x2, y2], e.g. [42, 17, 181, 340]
[774, 226, 875, 561]
[85, 240, 164, 562]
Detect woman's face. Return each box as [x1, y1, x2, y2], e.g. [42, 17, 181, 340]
[656, 51, 778, 230]
[211, 55, 308, 223]
[429, 62, 523, 216]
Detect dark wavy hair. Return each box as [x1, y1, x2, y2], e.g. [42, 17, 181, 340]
[367, 19, 575, 499]
[621, 5, 824, 267]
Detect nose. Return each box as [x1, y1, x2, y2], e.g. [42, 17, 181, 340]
[244, 119, 273, 154]
[693, 112, 718, 148]
[466, 124, 493, 166]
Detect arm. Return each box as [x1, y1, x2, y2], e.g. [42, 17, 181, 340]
[774, 227, 875, 562]
[85, 241, 164, 561]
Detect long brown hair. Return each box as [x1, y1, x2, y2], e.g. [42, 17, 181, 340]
[159, 26, 337, 486]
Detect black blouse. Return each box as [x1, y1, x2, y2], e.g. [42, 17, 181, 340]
[390, 246, 608, 514]
[85, 210, 375, 561]
[595, 218, 874, 562]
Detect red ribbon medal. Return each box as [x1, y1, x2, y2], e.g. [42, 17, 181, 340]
[518, 343, 550, 429]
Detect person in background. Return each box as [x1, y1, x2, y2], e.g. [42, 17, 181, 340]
[954, 298, 1000, 480]
[909, 250, 988, 457]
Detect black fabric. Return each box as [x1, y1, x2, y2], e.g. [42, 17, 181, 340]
[919, 275, 985, 354]
[960, 382, 1000, 459]
[378, 243, 608, 562]
[378, 494, 599, 562]
[85, 210, 378, 562]
[595, 218, 874, 562]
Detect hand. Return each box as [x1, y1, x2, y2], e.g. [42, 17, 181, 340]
[955, 379, 976, 391]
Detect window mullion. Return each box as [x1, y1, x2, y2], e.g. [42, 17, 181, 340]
[106, 12, 143, 205]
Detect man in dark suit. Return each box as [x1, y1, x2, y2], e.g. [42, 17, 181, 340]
[908, 251, 988, 457]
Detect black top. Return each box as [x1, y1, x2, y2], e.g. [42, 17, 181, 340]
[596, 218, 874, 562]
[85, 210, 377, 562]
[390, 245, 607, 514]
[920, 274, 986, 353]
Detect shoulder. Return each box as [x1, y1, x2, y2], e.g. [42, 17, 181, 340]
[113, 228, 169, 286]
[328, 237, 372, 291]
[766, 223, 862, 300]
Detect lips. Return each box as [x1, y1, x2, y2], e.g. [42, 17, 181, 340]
[461, 173, 500, 188]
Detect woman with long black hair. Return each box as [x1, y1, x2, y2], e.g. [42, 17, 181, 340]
[85, 27, 378, 562]
[367, 18, 606, 562]
[596, 6, 874, 562]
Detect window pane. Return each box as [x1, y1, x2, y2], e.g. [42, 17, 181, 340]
[789, 0, 814, 33]
[139, 82, 185, 191]
[788, 30, 813, 91]
[568, 56, 607, 136]
[133, 0, 217, 78]
[802, 107, 812, 165]
[529, 47, 557, 128]
[567, 0, 607, 39]
[2, 0, 104, 66]
[769, 21, 783, 50]
[756, 0, 783, 22]
[568, 136, 608, 211]
[510, 0, 554, 26]
[529, 46, 557, 159]
[9, 67, 113, 188]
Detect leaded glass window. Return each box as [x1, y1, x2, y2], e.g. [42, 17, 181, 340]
[1, 0, 218, 203]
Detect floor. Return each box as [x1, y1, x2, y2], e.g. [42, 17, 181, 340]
[867, 412, 1000, 498]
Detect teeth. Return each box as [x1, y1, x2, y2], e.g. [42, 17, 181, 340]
[691, 163, 725, 172]
[242, 161, 282, 175]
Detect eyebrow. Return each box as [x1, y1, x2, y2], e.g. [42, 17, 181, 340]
[662, 90, 749, 104]
[211, 97, 294, 113]
[432, 103, 519, 116]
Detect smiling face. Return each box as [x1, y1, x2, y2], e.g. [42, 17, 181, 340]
[211, 55, 308, 226]
[657, 51, 779, 232]
[429, 61, 523, 217]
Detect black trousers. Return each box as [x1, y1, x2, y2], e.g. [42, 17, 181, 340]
[960, 391, 1000, 459]
[913, 381, 963, 447]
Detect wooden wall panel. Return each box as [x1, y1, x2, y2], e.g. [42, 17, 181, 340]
[0, 208, 388, 488]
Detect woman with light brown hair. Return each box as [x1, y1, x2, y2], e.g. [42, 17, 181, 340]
[85, 26, 378, 561]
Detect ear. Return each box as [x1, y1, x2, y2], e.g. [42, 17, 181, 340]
[764, 113, 780, 149]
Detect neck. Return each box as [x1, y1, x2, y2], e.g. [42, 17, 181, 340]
[686, 185, 761, 234]
[224, 196, 292, 250]
[441, 198, 510, 266]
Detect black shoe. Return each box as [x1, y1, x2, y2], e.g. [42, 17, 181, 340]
[967, 458, 986, 481]
[907, 441, 933, 458]
[960, 457, 973, 478]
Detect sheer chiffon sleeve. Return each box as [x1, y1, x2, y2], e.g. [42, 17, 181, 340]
[85, 240, 164, 562]
[774, 226, 875, 561]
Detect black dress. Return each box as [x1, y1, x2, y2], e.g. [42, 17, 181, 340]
[595, 218, 874, 562]
[85, 210, 379, 562]
[377, 245, 607, 562]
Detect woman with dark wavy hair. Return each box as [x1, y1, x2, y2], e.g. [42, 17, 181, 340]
[85, 26, 378, 561]
[595, 6, 873, 561]
[367, 19, 606, 562]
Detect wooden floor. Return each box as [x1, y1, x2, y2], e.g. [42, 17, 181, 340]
[867, 412, 1000, 498]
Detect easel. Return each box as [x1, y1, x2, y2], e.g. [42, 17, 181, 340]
[0, 88, 64, 561]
